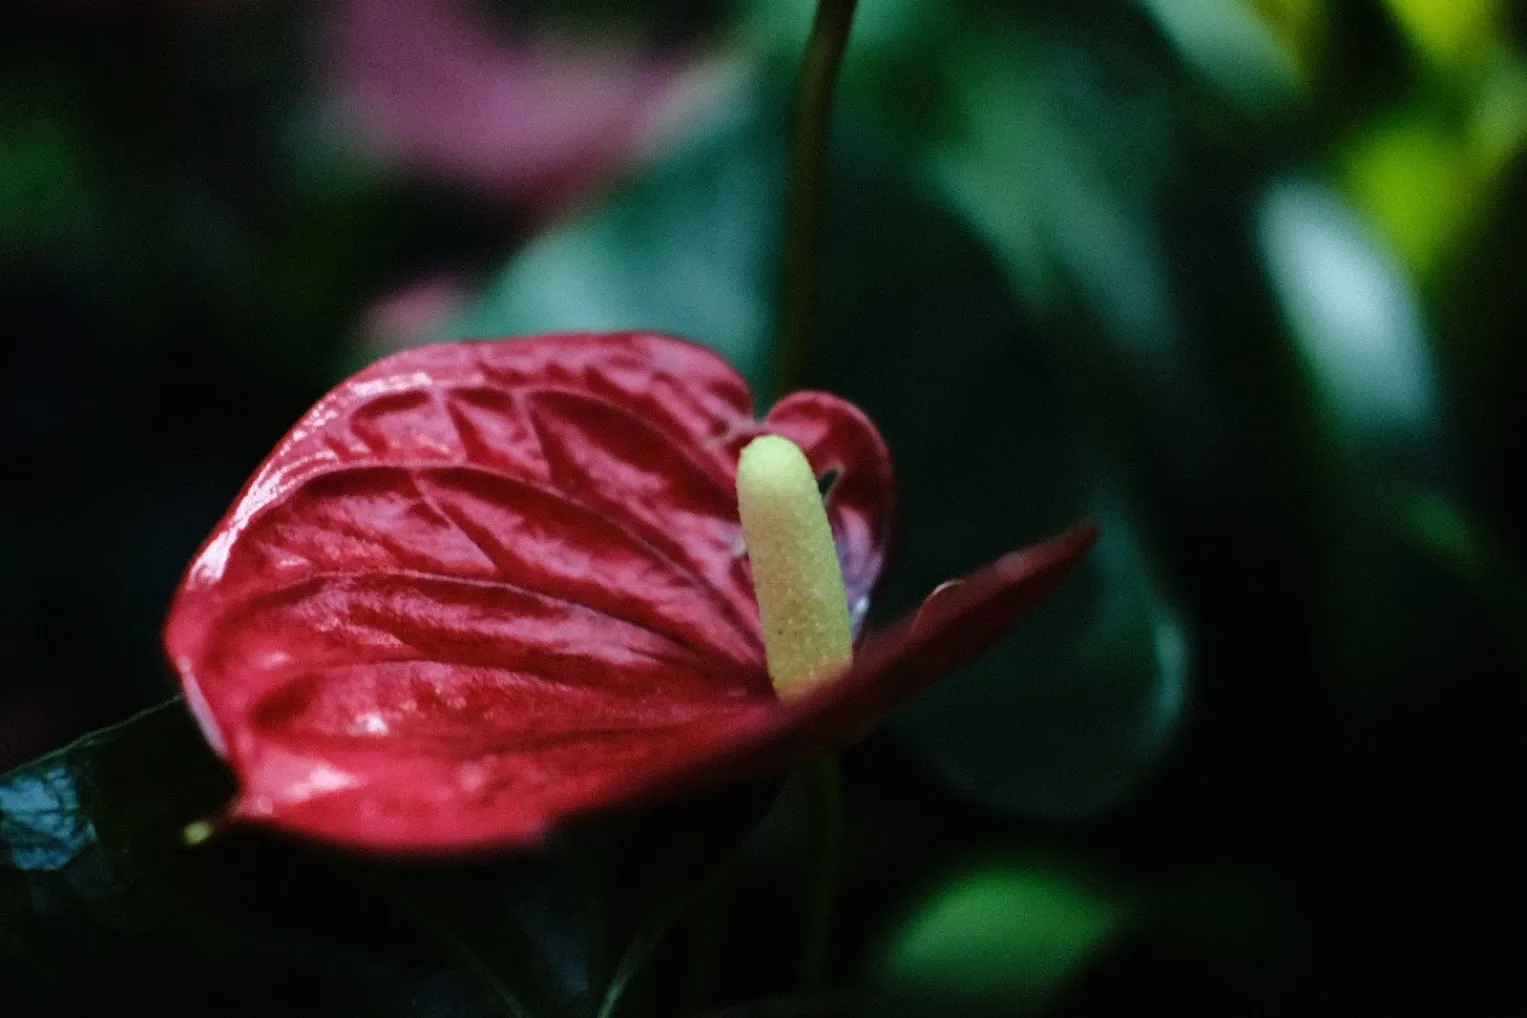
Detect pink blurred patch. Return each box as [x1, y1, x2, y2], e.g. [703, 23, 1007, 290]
[321, 0, 730, 216]
[361, 274, 468, 355]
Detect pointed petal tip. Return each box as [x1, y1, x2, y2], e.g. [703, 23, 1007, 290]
[750, 519, 1102, 760]
[914, 521, 1099, 634]
[1024, 520, 1101, 563]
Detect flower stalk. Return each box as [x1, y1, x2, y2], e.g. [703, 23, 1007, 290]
[774, 0, 860, 396]
[798, 753, 844, 992]
[772, 0, 861, 989]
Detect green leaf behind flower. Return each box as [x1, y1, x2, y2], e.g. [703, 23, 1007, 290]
[871, 859, 1128, 1016]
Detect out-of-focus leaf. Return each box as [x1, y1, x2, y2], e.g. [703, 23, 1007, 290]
[925, 22, 1243, 493]
[1256, 178, 1496, 716]
[1337, 62, 1527, 280]
[0, 89, 99, 258]
[886, 490, 1187, 820]
[871, 860, 1128, 1016]
[1393, 488, 1527, 676]
[1381, 0, 1500, 72]
[1468, 56, 1527, 175]
[1, 699, 773, 1016]
[463, 86, 1189, 820]
[1342, 116, 1481, 278]
[1257, 177, 1443, 465]
[932, 29, 1181, 364]
[1136, 0, 1310, 106]
[459, 98, 778, 393]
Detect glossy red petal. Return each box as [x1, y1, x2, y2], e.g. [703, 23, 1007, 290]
[231, 672, 769, 852]
[446, 524, 1103, 845]
[164, 332, 894, 852]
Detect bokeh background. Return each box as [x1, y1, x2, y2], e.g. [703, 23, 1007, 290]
[3, 0, 1525, 1014]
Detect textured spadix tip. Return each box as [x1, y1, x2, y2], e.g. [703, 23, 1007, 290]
[736, 434, 854, 698]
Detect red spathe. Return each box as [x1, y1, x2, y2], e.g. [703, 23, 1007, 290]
[164, 332, 1095, 854]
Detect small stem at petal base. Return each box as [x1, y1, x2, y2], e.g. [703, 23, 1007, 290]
[799, 754, 844, 992]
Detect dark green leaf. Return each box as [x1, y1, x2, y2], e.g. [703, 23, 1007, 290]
[1394, 488, 1527, 674]
[1257, 179, 1503, 717]
[2, 699, 775, 1017]
[1257, 178, 1445, 470]
[886, 490, 1187, 820]
[0, 697, 228, 877]
[1135, 0, 1307, 107]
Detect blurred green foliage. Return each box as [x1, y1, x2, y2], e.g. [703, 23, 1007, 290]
[3, 0, 1526, 1015]
[875, 859, 1127, 1015]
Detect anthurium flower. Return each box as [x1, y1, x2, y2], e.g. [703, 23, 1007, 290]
[164, 332, 1096, 854]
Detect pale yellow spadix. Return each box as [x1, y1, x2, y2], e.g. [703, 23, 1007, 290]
[736, 434, 853, 697]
